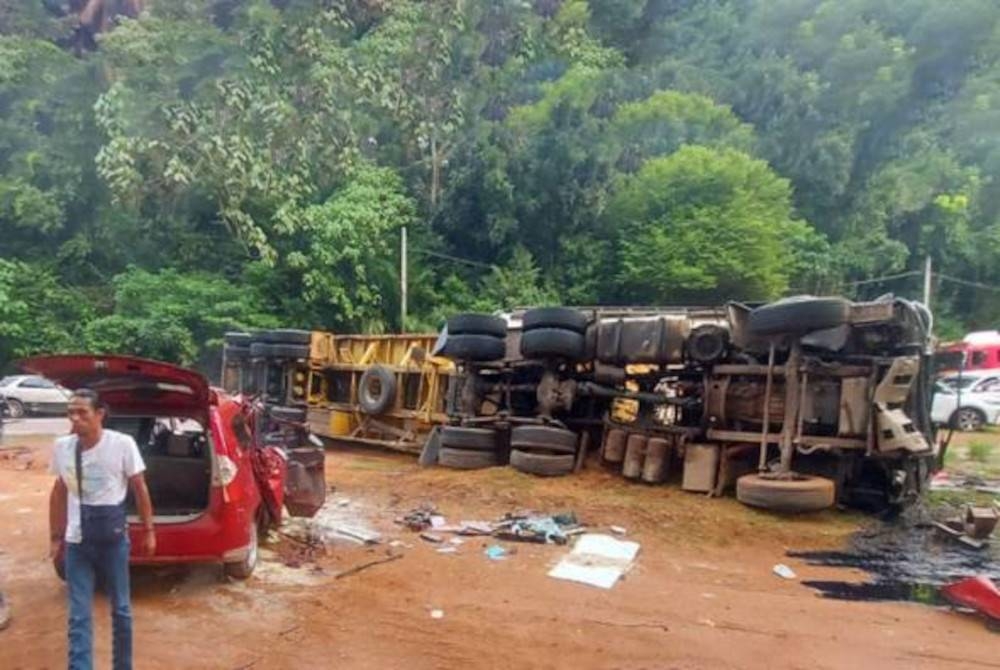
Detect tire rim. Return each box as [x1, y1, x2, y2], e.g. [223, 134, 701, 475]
[6, 400, 23, 419]
[958, 409, 981, 432]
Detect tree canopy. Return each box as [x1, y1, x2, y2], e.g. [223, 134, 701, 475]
[2, 0, 999, 371]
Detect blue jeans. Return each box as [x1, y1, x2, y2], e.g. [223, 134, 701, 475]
[65, 537, 132, 670]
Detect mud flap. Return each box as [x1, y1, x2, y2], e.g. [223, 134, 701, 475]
[285, 442, 326, 517]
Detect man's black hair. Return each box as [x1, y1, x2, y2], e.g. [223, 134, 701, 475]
[70, 388, 108, 413]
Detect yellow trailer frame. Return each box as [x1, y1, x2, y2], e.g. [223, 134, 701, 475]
[300, 332, 456, 453]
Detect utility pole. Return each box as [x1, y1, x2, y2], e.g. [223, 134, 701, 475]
[923, 255, 932, 307]
[400, 225, 408, 331]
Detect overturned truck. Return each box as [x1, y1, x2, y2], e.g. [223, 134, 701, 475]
[434, 296, 937, 512]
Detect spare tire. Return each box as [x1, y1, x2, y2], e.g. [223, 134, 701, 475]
[440, 426, 497, 452]
[522, 307, 589, 334]
[747, 296, 850, 337]
[447, 313, 508, 338]
[509, 449, 575, 476]
[736, 474, 835, 513]
[442, 334, 506, 362]
[510, 425, 578, 455]
[439, 447, 500, 470]
[520, 328, 586, 360]
[358, 366, 396, 415]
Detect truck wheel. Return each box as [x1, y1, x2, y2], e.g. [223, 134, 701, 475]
[224, 519, 259, 580]
[224, 332, 253, 347]
[249, 342, 271, 359]
[952, 407, 986, 432]
[522, 307, 589, 334]
[447, 313, 508, 338]
[510, 425, 578, 455]
[442, 334, 506, 362]
[520, 328, 586, 360]
[736, 474, 835, 513]
[747, 296, 850, 336]
[440, 426, 497, 452]
[438, 447, 499, 469]
[260, 329, 312, 345]
[266, 344, 311, 360]
[509, 449, 575, 476]
[358, 366, 397, 415]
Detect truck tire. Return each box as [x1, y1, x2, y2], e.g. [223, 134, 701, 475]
[686, 324, 729, 364]
[522, 307, 589, 334]
[510, 425, 578, 455]
[509, 449, 575, 476]
[736, 474, 835, 513]
[447, 313, 508, 338]
[520, 328, 586, 360]
[249, 342, 270, 359]
[438, 447, 500, 469]
[224, 518, 259, 579]
[440, 426, 497, 452]
[358, 366, 396, 415]
[951, 407, 986, 432]
[442, 334, 506, 362]
[747, 296, 850, 336]
[260, 329, 312, 345]
[224, 332, 253, 347]
[266, 344, 310, 360]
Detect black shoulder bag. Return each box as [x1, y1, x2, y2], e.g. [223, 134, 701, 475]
[75, 437, 128, 544]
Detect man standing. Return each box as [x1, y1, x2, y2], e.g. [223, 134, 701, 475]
[48, 389, 156, 670]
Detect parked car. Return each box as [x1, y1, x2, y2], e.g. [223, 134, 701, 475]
[0, 374, 72, 418]
[19, 355, 326, 580]
[931, 371, 1000, 431]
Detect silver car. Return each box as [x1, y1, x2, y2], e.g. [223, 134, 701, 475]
[0, 375, 72, 418]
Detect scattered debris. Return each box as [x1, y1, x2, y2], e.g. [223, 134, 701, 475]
[964, 505, 999, 540]
[430, 609, 444, 620]
[398, 505, 439, 531]
[336, 498, 351, 507]
[334, 552, 403, 580]
[484, 545, 507, 561]
[420, 532, 445, 544]
[430, 515, 447, 529]
[941, 576, 1000, 629]
[548, 534, 641, 589]
[772, 564, 797, 580]
[436, 547, 458, 554]
[933, 522, 988, 550]
[609, 525, 627, 536]
[493, 512, 581, 545]
[448, 537, 465, 546]
[333, 525, 381, 545]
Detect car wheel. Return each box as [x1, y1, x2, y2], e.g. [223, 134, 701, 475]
[952, 407, 986, 432]
[224, 519, 259, 580]
[747, 296, 851, 337]
[5, 399, 24, 419]
[447, 313, 508, 338]
[736, 473, 835, 513]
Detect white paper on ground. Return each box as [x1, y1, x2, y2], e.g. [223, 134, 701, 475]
[548, 533, 641, 589]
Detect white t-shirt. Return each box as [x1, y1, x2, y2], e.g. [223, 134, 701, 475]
[49, 429, 146, 544]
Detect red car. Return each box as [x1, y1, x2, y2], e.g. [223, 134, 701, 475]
[22, 355, 325, 580]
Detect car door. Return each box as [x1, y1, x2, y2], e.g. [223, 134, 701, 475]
[931, 382, 957, 424]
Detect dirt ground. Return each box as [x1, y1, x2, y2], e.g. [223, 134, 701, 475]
[1, 432, 998, 670]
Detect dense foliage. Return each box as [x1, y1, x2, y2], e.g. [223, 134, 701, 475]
[1, 0, 999, 370]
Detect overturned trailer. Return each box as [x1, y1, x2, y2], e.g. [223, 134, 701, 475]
[434, 296, 936, 512]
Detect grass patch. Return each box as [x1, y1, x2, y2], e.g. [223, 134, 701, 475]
[968, 441, 993, 463]
[927, 489, 999, 508]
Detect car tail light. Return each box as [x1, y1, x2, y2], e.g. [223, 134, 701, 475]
[215, 454, 239, 487]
